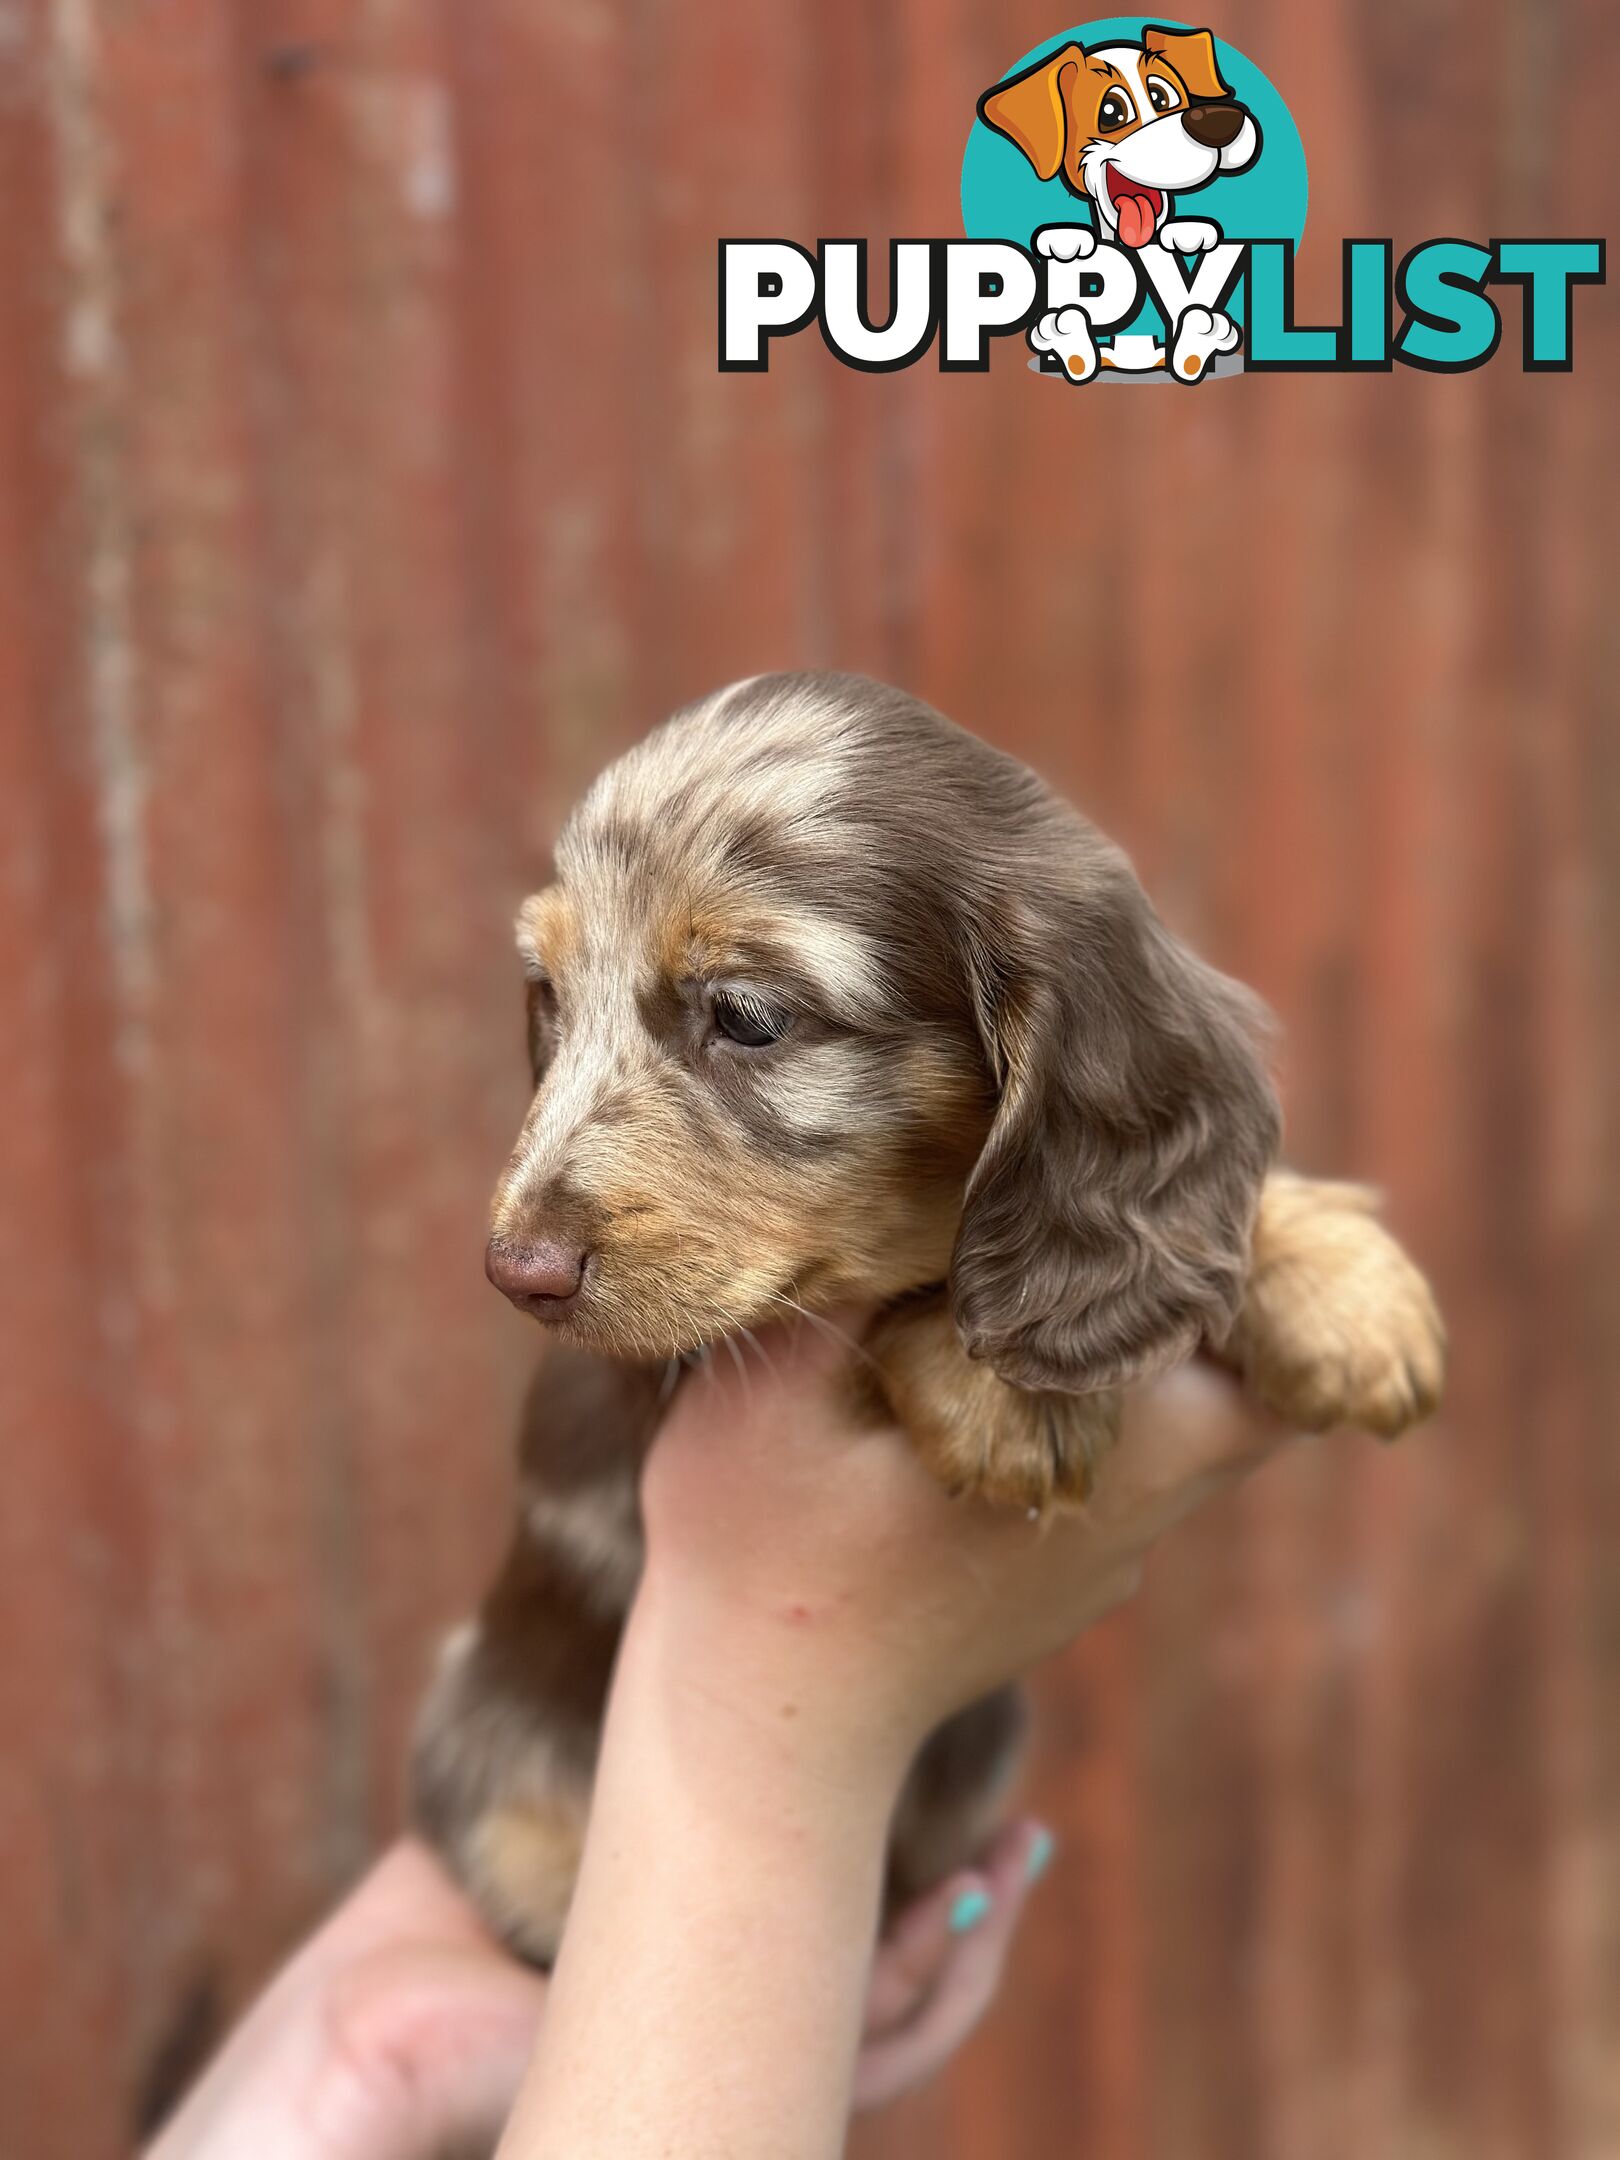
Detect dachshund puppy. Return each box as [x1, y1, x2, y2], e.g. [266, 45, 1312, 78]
[412, 672, 1445, 1963]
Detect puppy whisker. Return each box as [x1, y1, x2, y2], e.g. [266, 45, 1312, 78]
[767, 1292, 882, 1377]
[719, 1329, 754, 1406]
[733, 1324, 781, 1384]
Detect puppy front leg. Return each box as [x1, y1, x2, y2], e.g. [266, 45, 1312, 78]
[1224, 1171, 1447, 1437]
[869, 1293, 1119, 1515]
[410, 1346, 661, 1966]
[412, 1619, 593, 1967]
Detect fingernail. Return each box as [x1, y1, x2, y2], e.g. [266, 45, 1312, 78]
[1025, 1827, 1056, 1884]
[948, 1886, 992, 1935]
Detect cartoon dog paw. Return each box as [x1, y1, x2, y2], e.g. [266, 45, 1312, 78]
[1159, 217, 1223, 254]
[1029, 305, 1099, 383]
[1170, 303, 1240, 382]
[1034, 224, 1097, 262]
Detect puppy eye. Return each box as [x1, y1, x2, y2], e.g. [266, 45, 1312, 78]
[1146, 78, 1176, 113]
[1099, 90, 1133, 130]
[711, 989, 793, 1049]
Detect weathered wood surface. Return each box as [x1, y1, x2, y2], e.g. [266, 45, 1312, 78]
[1, 2, 1616, 2154]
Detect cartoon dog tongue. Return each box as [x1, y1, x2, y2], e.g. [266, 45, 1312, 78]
[1114, 185, 1159, 249]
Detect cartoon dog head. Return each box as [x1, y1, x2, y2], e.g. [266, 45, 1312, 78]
[978, 25, 1259, 249]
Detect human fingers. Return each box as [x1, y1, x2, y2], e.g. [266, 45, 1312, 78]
[854, 1819, 1050, 2110]
[315, 1940, 547, 2160]
[1090, 1360, 1297, 1543]
[864, 1815, 1044, 2035]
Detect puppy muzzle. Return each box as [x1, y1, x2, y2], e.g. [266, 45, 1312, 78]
[486, 1235, 592, 1318]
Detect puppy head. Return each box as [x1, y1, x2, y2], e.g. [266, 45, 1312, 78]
[487, 676, 996, 1360]
[489, 674, 1279, 1387]
[978, 27, 1259, 249]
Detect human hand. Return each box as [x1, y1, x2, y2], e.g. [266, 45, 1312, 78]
[144, 1825, 1045, 2160]
[638, 1316, 1291, 1782]
[854, 1813, 1051, 2110]
[142, 1839, 545, 2160]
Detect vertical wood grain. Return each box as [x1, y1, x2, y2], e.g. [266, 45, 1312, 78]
[0, 1, 1615, 2154]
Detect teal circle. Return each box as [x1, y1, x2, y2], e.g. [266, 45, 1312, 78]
[961, 18, 1307, 341]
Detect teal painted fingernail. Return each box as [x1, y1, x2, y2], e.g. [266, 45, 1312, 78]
[949, 1887, 992, 1935]
[1026, 1828, 1056, 1884]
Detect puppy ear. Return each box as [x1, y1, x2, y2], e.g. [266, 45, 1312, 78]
[977, 44, 1086, 182]
[949, 844, 1280, 1395]
[1142, 24, 1233, 104]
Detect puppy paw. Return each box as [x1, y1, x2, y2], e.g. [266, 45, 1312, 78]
[1230, 1176, 1447, 1440]
[869, 1298, 1118, 1514]
[1160, 217, 1222, 253]
[411, 1620, 591, 1967]
[1169, 304, 1241, 382]
[923, 1389, 1118, 1514]
[1034, 223, 1097, 261]
[1029, 304, 1099, 383]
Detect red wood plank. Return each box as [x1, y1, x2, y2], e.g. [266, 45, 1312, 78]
[1, 3, 1617, 2156]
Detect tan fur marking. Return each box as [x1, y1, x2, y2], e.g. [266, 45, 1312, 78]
[515, 885, 579, 977]
[670, 901, 890, 1027]
[466, 1795, 588, 1966]
[1224, 1173, 1447, 1437]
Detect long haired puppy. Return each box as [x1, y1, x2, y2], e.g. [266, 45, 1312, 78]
[412, 672, 1445, 1961]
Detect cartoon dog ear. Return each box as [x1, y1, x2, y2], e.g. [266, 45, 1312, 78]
[1142, 24, 1233, 104]
[977, 44, 1086, 182]
[949, 838, 1280, 1395]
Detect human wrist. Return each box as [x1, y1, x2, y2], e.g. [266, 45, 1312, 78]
[625, 1557, 923, 1807]
[502, 1574, 907, 2160]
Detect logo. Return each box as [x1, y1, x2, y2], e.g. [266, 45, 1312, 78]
[718, 18, 1604, 382]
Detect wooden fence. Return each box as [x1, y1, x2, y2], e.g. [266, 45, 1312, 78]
[1, 1, 1616, 2153]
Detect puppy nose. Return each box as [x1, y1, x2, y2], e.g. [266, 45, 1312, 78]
[485, 1236, 589, 1310]
[1182, 99, 1246, 150]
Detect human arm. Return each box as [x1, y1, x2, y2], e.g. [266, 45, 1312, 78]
[498, 1328, 1287, 2159]
[145, 1792, 1041, 2160]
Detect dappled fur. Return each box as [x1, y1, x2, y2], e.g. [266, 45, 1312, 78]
[951, 824, 1278, 1393]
